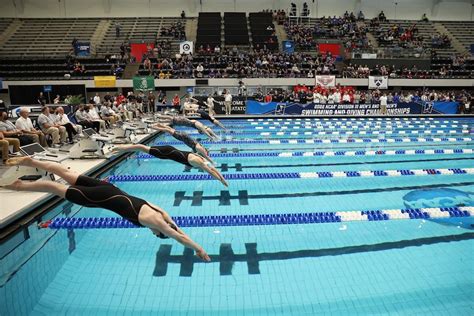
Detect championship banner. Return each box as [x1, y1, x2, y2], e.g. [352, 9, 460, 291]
[368, 76, 388, 89]
[180, 41, 194, 55]
[74, 42, 91, 57]
[421, 101, 459, 114]
[315, 75, 336, 88]
[94, 76, 116, 88]
[195, 96, 246, 114]
[246, 100, 423, 115]
[133, 76, 155, 91]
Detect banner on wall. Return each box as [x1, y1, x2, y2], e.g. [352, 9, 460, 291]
[130, 43, 154, 61]
[246, 100, 423, 115]
[179, 41, 194, 54]
[421, 101, 459, 114]
[282, 40, 295, 53]
[94, 76, 116, 88]
[195, 96, 246, 114]
[74, 42, 91, 57]
[133, 76, 155, 91]
[368, 76, 388, 89]
[315, 75, 336, 88]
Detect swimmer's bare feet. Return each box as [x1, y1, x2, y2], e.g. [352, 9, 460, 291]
[2, 179, 22, 190]
[6, 156, 32, 166]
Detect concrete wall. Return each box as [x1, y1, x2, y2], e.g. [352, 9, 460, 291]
[0, 0, 472, 20]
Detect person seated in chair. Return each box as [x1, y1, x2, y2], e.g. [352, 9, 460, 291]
[15, 107, 48, 147]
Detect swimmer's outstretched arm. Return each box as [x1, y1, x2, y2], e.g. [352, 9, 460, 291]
[146, 203, 211, 261]
[151, 123, 174, 134]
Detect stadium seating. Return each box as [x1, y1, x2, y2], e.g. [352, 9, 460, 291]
[249, 12, 278, 51]
[196, 13, 222, 49]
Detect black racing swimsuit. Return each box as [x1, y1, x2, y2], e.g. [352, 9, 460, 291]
[171, 116, 195, 128]
[149, 145, 192, 167]
[197, 110, 214, 123]
[172, 131, 198, 152]
[65, 175, 156, 226]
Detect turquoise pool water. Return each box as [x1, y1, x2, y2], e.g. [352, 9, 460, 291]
[1, 117, 473, 315]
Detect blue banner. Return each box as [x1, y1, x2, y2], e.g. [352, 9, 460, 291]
[282, 40, 295, 54]
[74, 42, 91, 57]
[43, 85, 52, 92]
[432, 101, 459, 114]
[246, 101, 423, 115]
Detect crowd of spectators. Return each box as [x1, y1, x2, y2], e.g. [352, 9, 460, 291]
[342, 53, 472, 79]
[138, 48, 338, 79]
[160, 21, 185, 40]
[252, 84, 472, 110]
[285, 11, 370, 51]
[431, 34, 451, 48]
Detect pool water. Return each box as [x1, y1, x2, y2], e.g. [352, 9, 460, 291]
[1, 117, 473, 315]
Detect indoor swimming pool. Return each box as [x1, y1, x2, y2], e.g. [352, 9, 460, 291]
[1, 116, 473, 315]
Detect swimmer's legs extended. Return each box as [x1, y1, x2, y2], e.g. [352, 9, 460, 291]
[112, 144, 151, 154]
[4, 179, 68, 198]
[6, 157, 81, 185]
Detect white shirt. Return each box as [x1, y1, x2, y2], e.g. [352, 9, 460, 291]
[333, 92, 341, 103]
[342, 94, 351, 102]
[89, 107, 101, 120]
[224, 94, 232, 102]
[206, 97, 215, 107]
[380, 95, 388, 106]
[55, 113, 72, 125]
[15, 116, 35, 131]
[93, 96, 101, 104]
[313, 93, 321, 103]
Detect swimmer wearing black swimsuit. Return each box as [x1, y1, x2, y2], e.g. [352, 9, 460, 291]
[172, 131, 198, 151]
[4, 157, 211, 260]
[148, 145, 192, 167]
[197, 110, 226, 130]
[111, 143, 228, 187]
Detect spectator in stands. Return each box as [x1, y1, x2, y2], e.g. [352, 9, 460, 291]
[378, 11, 386, 22]
[181, 10, 186, 19]
[115, 22, 121, 38]
[93, 93, 101, 105]
[37, 106, 66, 146]
[53, 107, 80, 143]
[357, 11, 365, 21]
[37, 92, 47, 106]
[421, 13, 428, 22]
[73, 61, 85, 75]
[15, 107, 47, 147]
[75, 104, 100, 132]
[143, 57, 152, 74]
[53, 95, 61, 104]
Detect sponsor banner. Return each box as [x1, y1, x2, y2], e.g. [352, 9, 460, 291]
[422, 101, 459, 114]
[246, 101, 281, 114]
[94, 76, 116, 88]
[43, 85, 52, 92]
[74, 42, 90, 57]
[195, 96, 246, 114]
[315, 75, 336, 88]
[133, 76, 155, 91]
[180, 41, 194, 54]
[368, 76, 388, 89]
[245, 101, 423, 115]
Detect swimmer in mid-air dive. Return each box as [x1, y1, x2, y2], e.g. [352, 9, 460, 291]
[196, 109, 227, 130]
[2, 157, 211, 261]
[112, 144, 228, 187]
[152, 123, 214, 164]
[156, 114, 219, 140]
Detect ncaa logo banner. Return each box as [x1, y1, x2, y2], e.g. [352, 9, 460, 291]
[368, 76, 388, 89]
[315, 75, 336, 87]
[180, 41, 194, 54]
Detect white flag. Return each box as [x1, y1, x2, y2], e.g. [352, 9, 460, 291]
[179, 41, 193, 54]
[369, 76, 388, 89]
[315, 75, 336, 88]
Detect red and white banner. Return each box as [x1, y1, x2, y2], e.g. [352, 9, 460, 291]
[315, 75, 336, 88]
